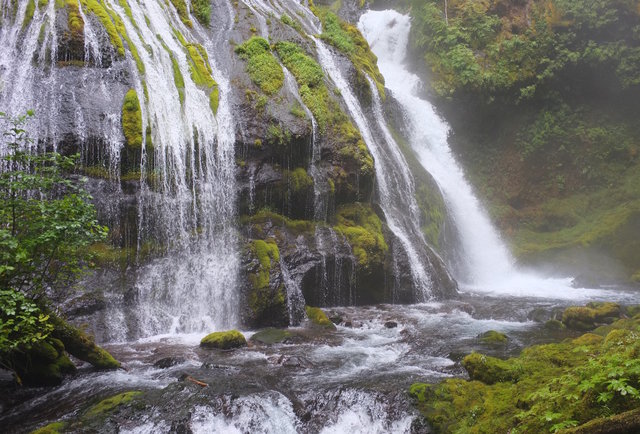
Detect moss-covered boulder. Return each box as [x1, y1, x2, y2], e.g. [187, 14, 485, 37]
[461, 352, 518, 384]
[249, 328, 293, 344]
[13, 339, 76, 386]
[562, 302, 621, 330]
[544, 319, 565, 330]
[305, 306, 336, 330]
[478, 330, 508, 345]
[50, 315, 120, 369]
[200, 330, 247, 349]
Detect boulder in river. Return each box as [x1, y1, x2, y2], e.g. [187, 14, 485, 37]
[200, 330, 247, 349]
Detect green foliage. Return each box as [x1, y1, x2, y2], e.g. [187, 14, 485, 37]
[121, 89, 142, 148]
[0, 112, 107, 297]
[411, 313, 640, 433]
[235, 37, 284, 95]
[410, 0, 640, 101]
[0, 289, 53, 356]
[200, 330, 247, 349]
[334, 203, 388, 269]
[320, 11, 355, 53]
[192, 0, 211, 25]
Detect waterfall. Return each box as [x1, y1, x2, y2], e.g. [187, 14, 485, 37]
[312, 36, 444, 300]
[358, 10, 588, 297]
[0, 0, 240, 338]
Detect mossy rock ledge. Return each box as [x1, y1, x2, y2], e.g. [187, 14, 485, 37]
[200, 330, 247, 349]
[561, 302, 621, 331]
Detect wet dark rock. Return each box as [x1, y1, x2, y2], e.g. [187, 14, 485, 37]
[269, 354, 314, 369]
[153, 357, 186, 369]
[65, 291, 107, 317]
[384, 321, 398, 329]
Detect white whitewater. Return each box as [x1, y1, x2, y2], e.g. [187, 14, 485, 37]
[359, 10, 602, 298]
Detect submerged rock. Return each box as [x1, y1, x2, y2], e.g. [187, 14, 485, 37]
[200, 330, 247, 349]
[153, 357, 186, 369]
[250, 328, 293, 345]
[384, 321, 398, 329]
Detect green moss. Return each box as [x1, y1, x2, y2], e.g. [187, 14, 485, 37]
[562, 302, 621, 330]
[169, 0, 192, 28]
[209, 85, 219, 115]
[105, 6, 144, 74]
[50, 315, 120, 369]
[275, 42, 324, 88]
[66, 0, 84, 36]
[85, 391, 142, 418]
[79, 0, 124, 56]
[248, 239, 280, 290]
[333, 203, 388, 269]
[241, 210, 316, 236]
[273, 40, 374, 183]
[121, 89, 143, 149]
[280, 14, 302, 32]
[316, 11, 385, 99]
[30, 422, 67, 434]
[411, 310, 640, 433]
[235, 37, 284, 95]
[23, 0, 36, 28]
[286, 168, 313, 193]
[479, 330, 508, 344]
[305, 306, 336, 330]
[200, 330, 247, 349]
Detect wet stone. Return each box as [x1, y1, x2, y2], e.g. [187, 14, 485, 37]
[153, 357, 186, 369]
[384, 321, 398, 329]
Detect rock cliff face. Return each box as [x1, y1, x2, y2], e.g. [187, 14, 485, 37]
[0, 0, 456, 338]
